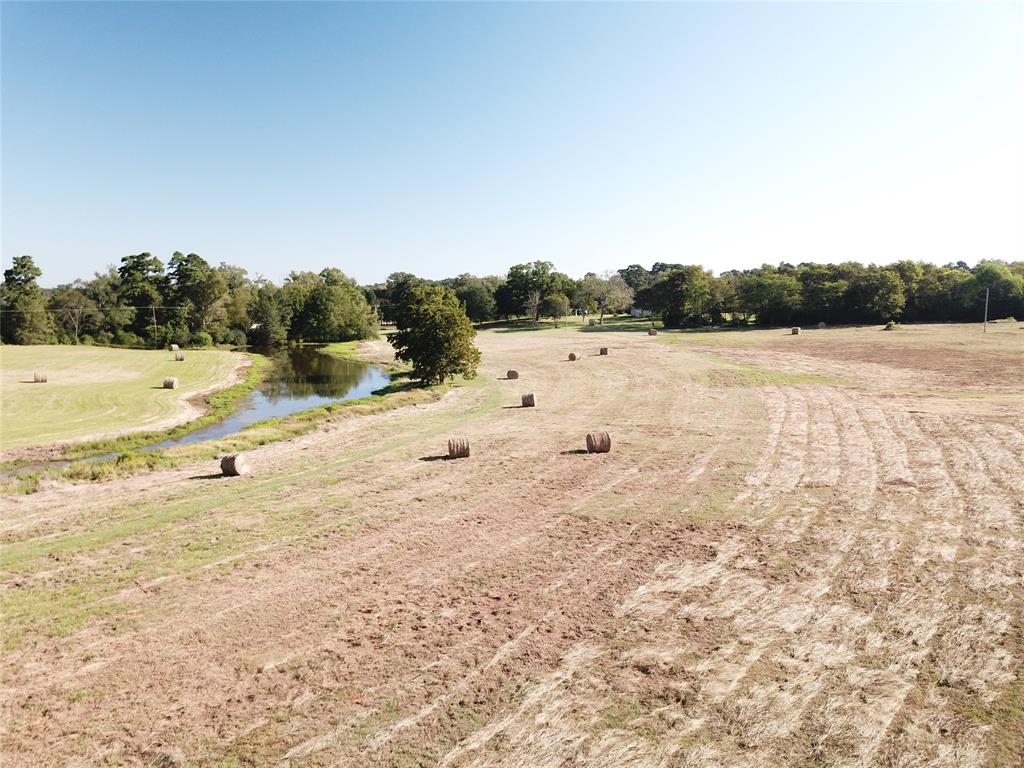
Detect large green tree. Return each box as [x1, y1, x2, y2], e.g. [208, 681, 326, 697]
[2, 256, 53, 344]
[390, 284, 481, 384]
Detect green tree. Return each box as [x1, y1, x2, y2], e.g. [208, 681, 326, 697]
[168, 252, 227, 334]
[446, 274, 497, 323]
[390, 284, 481, 384]
[577, 273, 633, 324]
[117, 252, 166, 339]
[2, 256, 53, 344]
[505, 261, 556, 320]
[847, 268, 906, 323]
[248, 283, 290, 348]
[49, 283, 101, 342]
[736, 268, 802, 326]
[637, 266, 714, 327]
[283, 269, 375, 342]
[540, 291, 570, 324]
[617, 264, 653, 292]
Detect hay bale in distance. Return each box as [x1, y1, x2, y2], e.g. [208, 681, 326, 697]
[170, 343, 180, 352]
[647, 328, 658, 336]
[163, 377, 179, 389]
[586, 431, 611, 454]
[448, 437, 470, 459]
[506, 370, 519, 380]
[588, 319, 597, 327]
[817, 321, 826, 329]
[33, 372, 47, 383]
[791, 327, 801, 335]
[220, 453, 252, 477]
[884, 321, 896, 331]
[568, 353, 577, 361]
[599, 347, 608, 356]
[521, 393, 536, 408]
[174, 352, 185, 362]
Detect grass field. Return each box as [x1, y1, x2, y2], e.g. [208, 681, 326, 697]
[1, 323, 1021, 767]
[0, 345, 246, 452]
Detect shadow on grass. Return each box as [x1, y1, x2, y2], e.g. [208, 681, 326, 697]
[559, 449, 589, 456]
[372, 375, 423, 396]
[189, 472, 228, 480]
[501, 404, 528, 409]
[419, 455, 451, 462]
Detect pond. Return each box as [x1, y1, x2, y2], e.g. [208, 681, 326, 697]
[142, 345, 391, 451]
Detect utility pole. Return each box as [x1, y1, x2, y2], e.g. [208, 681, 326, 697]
[983, 287, 990, 333]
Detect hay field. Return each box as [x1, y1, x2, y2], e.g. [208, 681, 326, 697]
[1, 323, 1022, 767]
[0, 345, 245, 452]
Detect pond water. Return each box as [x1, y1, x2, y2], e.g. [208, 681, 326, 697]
[142, 345, 391, 451]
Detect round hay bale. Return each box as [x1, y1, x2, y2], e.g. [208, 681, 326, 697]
[163, 377, 179, 389]
[170, 343, 180, 352]
[647, 328, 658, 336]
[220, 453, 252, 477]
[599, 347, 608, 355]
[884, 321, 896, 331]
[586, 431, 611, 454]
[33, 372, 47, 383]
[174, 352, 185, 362]
[817, 321, 826, 329]
[521, 393, 536, 408]
[568, 353, 577, 361]
[588, 319, 597, 327]
[448, 437, 470, 459]
[791, 327, 801, 335]
[506, 370, 519, 380]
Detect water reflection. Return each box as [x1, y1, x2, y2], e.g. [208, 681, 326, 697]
[143, 345, 391, 451]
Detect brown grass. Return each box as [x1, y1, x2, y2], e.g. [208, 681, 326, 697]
[2, 324, 1021, 768]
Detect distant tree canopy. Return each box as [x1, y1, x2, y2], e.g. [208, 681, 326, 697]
[1, 253, 375, 349]
[2, 253, 1020, 349]
[389, 284, 481, 384]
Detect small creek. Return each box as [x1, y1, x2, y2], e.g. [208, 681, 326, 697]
[4, 346, 390, 476]
[144, 346, 390, 451]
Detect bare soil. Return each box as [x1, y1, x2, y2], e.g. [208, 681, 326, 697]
[1, 324, 1021, 767]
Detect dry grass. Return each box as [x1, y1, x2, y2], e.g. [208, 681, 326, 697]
[0, 324, 1021, 767]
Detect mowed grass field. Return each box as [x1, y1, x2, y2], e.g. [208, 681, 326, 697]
[1, 323, 1022, 767]
[0, 345, 245, 451]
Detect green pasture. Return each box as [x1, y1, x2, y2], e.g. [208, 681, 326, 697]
[0, 345, 244, 450]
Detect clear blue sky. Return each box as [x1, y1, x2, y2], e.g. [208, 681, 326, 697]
[3, 1, 1022, 287]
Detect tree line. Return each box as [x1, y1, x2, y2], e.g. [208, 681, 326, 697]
[0, 253, 377, 348]
[2, 253, 1021, 348]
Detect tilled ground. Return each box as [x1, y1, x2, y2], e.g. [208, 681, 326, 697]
[1, 324, 1021, 767]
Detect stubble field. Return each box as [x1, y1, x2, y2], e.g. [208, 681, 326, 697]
[1, 322, 1021, 767]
